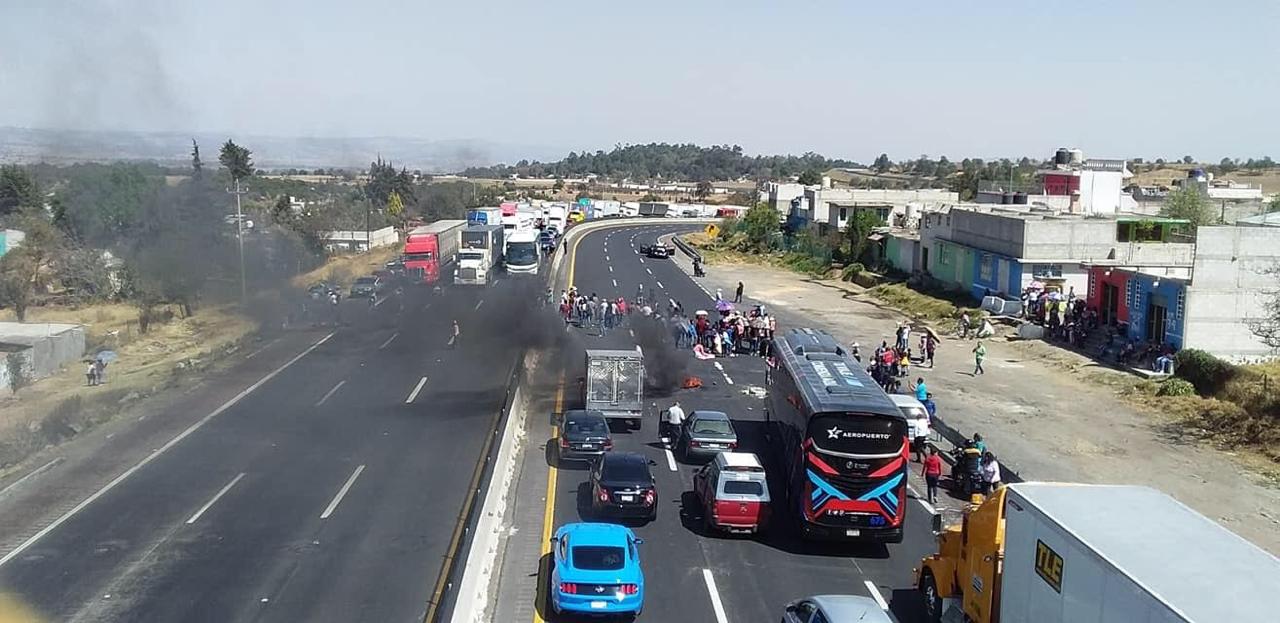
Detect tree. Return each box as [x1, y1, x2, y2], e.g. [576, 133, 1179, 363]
[695, 180, 713, 199]
[1219, 157, 1237, 173]
[935, 156, 956, 179]
[0, 165, 41, 217]
[844, 210, 883, 263]
[1182, 156, 1195, 165]
[552, 178, 565, 191]
[218, 140, 253, 182]
[739, 203, 779, 250]
[796, 170, 822, 186]
[873, 154, 892, 173]
[386, 190, 405, 223]
[191, 139, 204, 178]
[0, 214, 62, 321]
[1160, 186, 1215, 227]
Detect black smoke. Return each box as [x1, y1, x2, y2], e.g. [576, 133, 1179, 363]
[632, 315, 686, 397]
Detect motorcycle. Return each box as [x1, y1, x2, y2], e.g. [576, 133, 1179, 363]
[693, 260, 706, 277]
[949, 445, 985, 497]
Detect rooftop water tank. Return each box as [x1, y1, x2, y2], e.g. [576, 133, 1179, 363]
[1054, 148, 1071, 166]
[1068, 149, 1085, 165]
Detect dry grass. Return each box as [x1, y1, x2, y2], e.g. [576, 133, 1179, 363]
[1131, 166, 1280, 194]
[291, 245, 402, 290]
[865, 283, 979, 322]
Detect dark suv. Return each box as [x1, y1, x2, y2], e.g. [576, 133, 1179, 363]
[589, 452, 657, 523]
[557, 410, 613, 462]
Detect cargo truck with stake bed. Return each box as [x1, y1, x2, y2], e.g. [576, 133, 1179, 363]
[454, 224, 504, 286]
[915, 482, 1280, 623]
[583, 348, 645, 429]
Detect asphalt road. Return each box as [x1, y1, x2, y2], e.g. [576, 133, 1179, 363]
[542, 222, 939, 622]
[0, 279, 532, 622]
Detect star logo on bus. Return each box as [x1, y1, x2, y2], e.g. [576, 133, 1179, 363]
[827, 426, 841, 439]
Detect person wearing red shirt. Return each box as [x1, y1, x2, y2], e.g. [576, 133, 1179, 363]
[922, 448, 944, 504]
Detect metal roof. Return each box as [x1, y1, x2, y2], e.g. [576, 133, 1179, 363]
[1008, 483, 1280, 622]
[716, 452, 763, 470]
[773, 328, 903, 420]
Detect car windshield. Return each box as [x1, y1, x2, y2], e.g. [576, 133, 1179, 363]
[722, 480, 764, 496]
[404, 252, 434, 262]
[692, 418, 733, 435]
[354, 278, 375, 285]
[507, 243, 538, 264]
[602, 459, 648, 483]
[459, 251, 484, 261]
[571, 546, 625, 571]
[565, 417, 607, 435]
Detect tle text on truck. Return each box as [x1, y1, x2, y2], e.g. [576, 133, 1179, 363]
[455, 224, 504, 286]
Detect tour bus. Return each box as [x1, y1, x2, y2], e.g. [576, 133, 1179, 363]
[505, 228, 541, 275]
[765, 328, 908, 542]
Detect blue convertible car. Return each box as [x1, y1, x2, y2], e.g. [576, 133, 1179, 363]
[550, 522, 645, 617]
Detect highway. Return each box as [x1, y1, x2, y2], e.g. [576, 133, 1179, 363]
[533, 222, 939, 622]
[0, 281, 530, 622]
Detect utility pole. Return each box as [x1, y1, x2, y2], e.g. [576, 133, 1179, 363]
[227, 179, 248, 305]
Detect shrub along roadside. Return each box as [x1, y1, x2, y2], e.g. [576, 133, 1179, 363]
[1148, 350, 1280, 461]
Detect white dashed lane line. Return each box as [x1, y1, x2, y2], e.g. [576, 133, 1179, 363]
[657, 280, 664, 289]
[612, 279, 618, 287]
[315, 379, 346, 407]
[405, 376, 428, 403]
[664, 448, 677, 472]
[320, 464, 365, 519]
[379, 332, 398, 349]
[864, 580, 890, 612]
[474, 299, 483, 311]
[703, 569, 730, 623]
[186, 472, 246, 524]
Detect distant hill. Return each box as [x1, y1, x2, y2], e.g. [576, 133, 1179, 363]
[0, 126, 563, 172]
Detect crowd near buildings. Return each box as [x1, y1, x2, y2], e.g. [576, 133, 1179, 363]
[765, 148, 1280, 363]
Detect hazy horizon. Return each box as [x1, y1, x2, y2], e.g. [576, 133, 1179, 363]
[3, 1, 1277, 164]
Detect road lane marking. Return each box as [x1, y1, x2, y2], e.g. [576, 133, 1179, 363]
[474, 299, 484, 311]
[639, 258, 645, 264]
[664, 448, 677, 472]
[379, 332, 398, 349]
[608, 266, 613, 273]
[702, 569, 730, 623]
[864, 580, 890, 611]
[320, 464, 365, 519]
[605, 255, 610, 262]
[612, 279, 618, 287]
[534, 376, 567, 623]
[374, 295, 386, 307]
[315, 380, 346, 407]
[0, 458, 62, 500]
[244, 338, 279, 359]
[0, 331, 334, 569]
[907, 483, 937, 515]
[657, 280, 664, 289]
[629, 329, 635, 338]
[405, 376, 428, 403]
[186, 473, 246, 524]
[645, 268, 652, 275]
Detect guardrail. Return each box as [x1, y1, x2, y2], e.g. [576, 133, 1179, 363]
[671, 235, 702, 263]
[429, 352, 525, 622]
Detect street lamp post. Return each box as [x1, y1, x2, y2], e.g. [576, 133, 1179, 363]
[227, 179, 248, 305]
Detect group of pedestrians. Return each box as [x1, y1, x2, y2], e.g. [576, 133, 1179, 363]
[83, 358, 108, 386]
[680, 303, 775, 358]
[560, 287, 631, 333]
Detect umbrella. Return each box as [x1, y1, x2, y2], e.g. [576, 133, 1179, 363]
[1029, 280, 1045, 290]
[924, 327, 942, 342]
[715, 300, 734, 312]
[95, 349, 119, 363]
[695, 310, 708, 316]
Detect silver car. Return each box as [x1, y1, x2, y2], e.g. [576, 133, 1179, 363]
[678, 410, 738, 461]
[782, 595, 893, 623]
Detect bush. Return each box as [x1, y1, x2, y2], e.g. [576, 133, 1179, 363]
[841, 263, 865, 282]
[1157, 378, 1196, 397]
[1173, 349, 1237, 396]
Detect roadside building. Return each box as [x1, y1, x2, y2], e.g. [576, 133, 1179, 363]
[919, 205, 1195, 300]
[0, 229, 25, 258]
[1084, 224, 1280, 361]
[0, 322, 86, 391]
[322, 226, 399, 252]
[801, 183, 957, 235]
[976, 148, 1135, 216]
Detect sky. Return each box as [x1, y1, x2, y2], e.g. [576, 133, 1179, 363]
[1, 0, 1277, 164]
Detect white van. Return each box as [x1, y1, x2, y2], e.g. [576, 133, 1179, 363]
[888, 394, 932, 454]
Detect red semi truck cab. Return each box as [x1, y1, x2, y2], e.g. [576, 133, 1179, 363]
[404, 220, 466, 285]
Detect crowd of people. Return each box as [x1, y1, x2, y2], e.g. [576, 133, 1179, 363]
[558, 287, 632, 334]
[1021, 284, 1176, 373]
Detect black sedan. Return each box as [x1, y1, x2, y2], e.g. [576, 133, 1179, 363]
[588, 452, 657, 523]
[556, 410, 612, 462]
[677, 410, 739, 461]
[640, 244, 672, 259]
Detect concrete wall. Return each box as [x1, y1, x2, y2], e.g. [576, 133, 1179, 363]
[883, 235, 919, 273]
[767, 182, 805, 217]
[1182, 226, 1280, 361]
[0, 346, 33, 392]
[806, 188, 958, 228]
[950, 211, 1027, 258]
[1077, 169, 1125, 214]
[0, 323, 86, 382]
[1124, 272, 1187, 348]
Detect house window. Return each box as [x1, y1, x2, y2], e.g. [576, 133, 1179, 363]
[839, 207, 848, 222]
[1031, 264, 1063, 278]
[1176, 289, 1185, 321]
[938, 244, 953, 266]
[980, 254, 994, 281]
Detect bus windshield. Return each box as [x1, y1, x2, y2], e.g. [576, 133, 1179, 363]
[507, 243, 538, 265]
[807, 413, 904, 456]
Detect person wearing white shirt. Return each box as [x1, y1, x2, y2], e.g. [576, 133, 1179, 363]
[661, 401, 685, 445]
[982, 452, 1002, 494]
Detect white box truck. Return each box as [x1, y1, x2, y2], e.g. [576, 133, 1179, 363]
[917, 482, 1280, 623]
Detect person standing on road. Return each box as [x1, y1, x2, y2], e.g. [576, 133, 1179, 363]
[661, 400, 685, 446]
[734, 281, 743, 303]
[972, 341, 986, 375]
[959, 311, 971, 339]
[925, 334, 937, 368]
[922, 448, 943, 504]
[912, 377, 928, 403]
[449, 320, 460, 349]
[982, 452, 1002, 494]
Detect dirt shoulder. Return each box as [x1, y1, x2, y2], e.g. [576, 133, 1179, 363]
[691, 257, 1280, 554]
